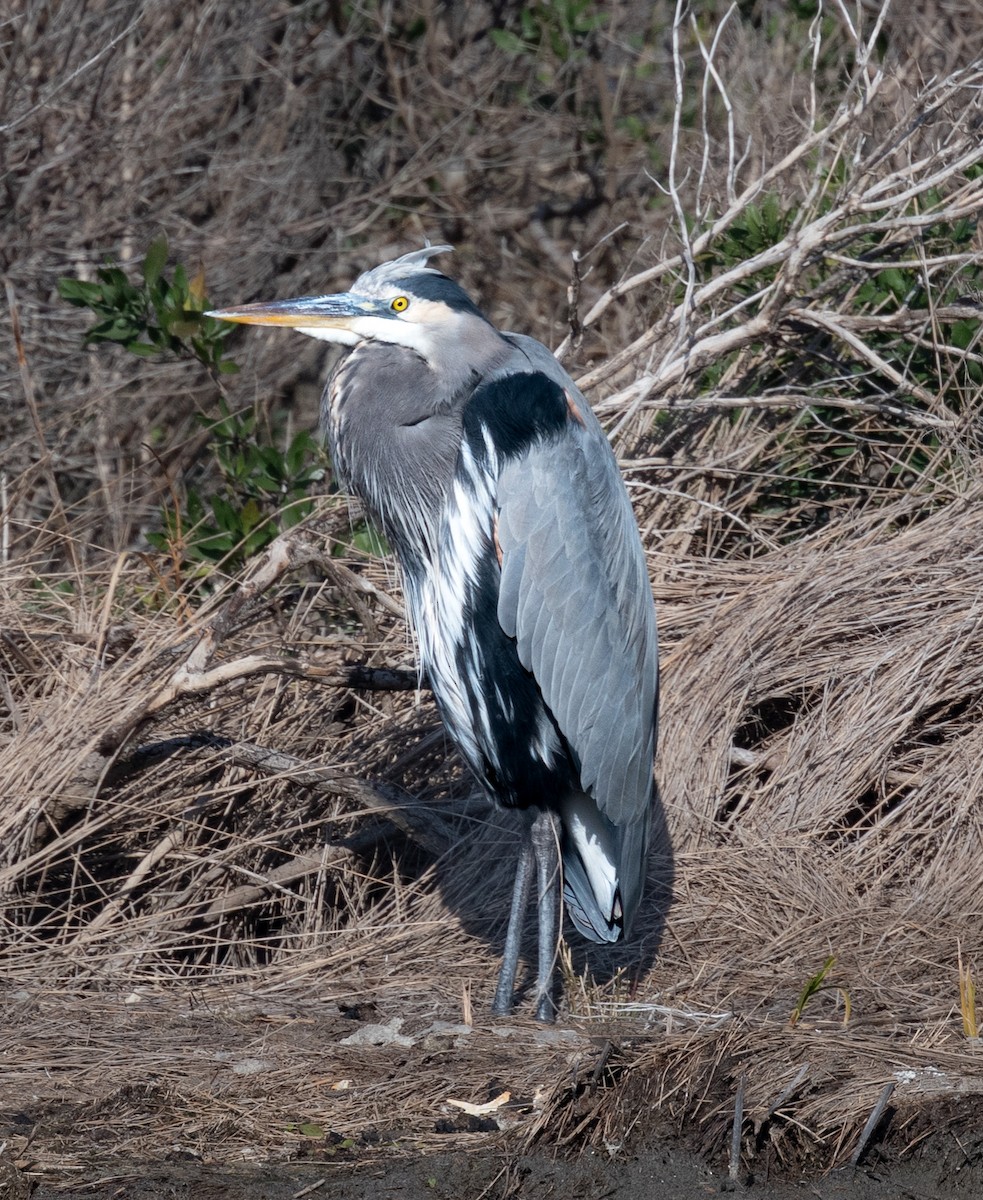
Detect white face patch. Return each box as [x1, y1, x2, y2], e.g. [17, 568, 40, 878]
[348, 312, 438, 357]
[296, 325, 361, 345]
[289, 305, 447, 354]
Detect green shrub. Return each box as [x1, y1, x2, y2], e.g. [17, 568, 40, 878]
[59, 239, 327, 579]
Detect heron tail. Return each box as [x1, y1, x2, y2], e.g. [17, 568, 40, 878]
[558, 791, 649, 944]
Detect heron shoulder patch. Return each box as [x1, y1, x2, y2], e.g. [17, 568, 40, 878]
[462, 371, 568, 463]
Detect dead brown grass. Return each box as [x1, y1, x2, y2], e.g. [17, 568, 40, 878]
[3, 0, 983, 1186]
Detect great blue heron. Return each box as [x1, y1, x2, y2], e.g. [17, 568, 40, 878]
[208, 246, 658, 1022]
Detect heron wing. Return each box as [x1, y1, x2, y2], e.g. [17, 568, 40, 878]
[493, 372, 658, 830]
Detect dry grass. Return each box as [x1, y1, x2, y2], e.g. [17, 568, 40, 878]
[3, 0, 983, 1185]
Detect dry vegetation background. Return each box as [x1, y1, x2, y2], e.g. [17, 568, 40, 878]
[3, 0, 983, 1187]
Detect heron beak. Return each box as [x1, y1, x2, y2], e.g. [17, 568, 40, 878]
[206, 292, 378, 330]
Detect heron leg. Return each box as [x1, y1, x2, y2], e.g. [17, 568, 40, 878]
[491, 824, 535, 1015]
[530, 807, 560, 1023]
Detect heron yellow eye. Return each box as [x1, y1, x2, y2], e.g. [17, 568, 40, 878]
[391, 295, 410, 312]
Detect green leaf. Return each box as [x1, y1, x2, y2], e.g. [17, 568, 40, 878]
[89, 317, 142, 343]
[281, 502, 312, 529]
[210, 495, 240, 534]
[143, 237, 169, 287]
[950, 318, 980, 351]
[790, 955, 836, 1026]
[286, 432, 317, 474]
[244, 526, 273, 556]
[251, 474, 280, 493]
[879, 267, 908, 301]
[238, 498, 263, 533]
[186, 490, 205, 523]
[57, 278, 106, 306]
[351, 524, 389, 557]
[489, 28, 528, 55]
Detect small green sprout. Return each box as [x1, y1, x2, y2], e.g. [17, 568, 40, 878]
[789, 956, 851, 1027]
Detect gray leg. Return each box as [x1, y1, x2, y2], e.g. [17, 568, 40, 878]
[491, 826, 535, 1015]
[530, 808, 561, 1023]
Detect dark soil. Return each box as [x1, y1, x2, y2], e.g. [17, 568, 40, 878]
[10, 1138, 982, 1200]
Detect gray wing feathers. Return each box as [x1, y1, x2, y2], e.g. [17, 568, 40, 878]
[495, 377, 658, 830]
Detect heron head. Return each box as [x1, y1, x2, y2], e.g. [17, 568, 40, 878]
[207, 245, 499, 366]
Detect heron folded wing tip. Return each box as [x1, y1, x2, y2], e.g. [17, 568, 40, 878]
[563, 884, 624, 944]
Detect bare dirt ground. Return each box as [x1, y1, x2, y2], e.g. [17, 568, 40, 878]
[4, 984, 983, 1199]
[3, 2, 983, 1197]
